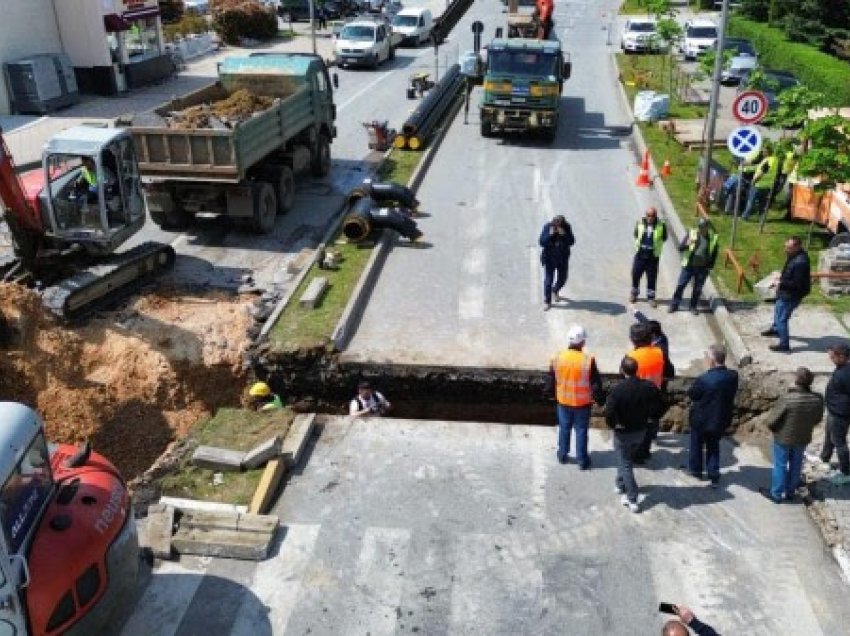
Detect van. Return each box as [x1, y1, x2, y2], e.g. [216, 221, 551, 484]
[682, 19, 718, 60]
[391, 8, 433, 46]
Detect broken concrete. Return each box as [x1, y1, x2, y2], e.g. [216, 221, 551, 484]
[242, 435, 282, 470]
[191, 446, 245, 472]
[171, 509, 278, 560]
[145, 503, 175, 560]
[282, 412, 316, 468]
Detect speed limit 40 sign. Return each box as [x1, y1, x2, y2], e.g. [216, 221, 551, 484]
[732, 90, 769, 125]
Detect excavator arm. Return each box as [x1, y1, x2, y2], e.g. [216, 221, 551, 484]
[0, 129, 43, 265]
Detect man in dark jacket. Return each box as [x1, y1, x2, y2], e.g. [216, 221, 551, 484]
[630, 207, 667, 308]
[762, 235, 810, 352]
[820, 343, 850, 484]
[605, 355, 663, 513]
[686, 344, 739, 486]
[539, 215, 575, 310]
[669, 218, 718, 315]
[662, 605, 719, 636]
[760, 367, 824, 503]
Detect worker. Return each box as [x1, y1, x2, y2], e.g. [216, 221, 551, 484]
[628, 322, 666, 463]
[722, 150, 759, 215]
[741, 144, 780, 221]
[630, 206, 667, 308]
[350, 381, 391, 417]
[669, 218, 719, 315]
[249, 381, 283, 412]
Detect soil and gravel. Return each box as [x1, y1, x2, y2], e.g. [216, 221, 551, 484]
[0, 284, 254, 481]
[168, 89, 275, 129]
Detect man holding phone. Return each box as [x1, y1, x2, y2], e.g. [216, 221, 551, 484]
[538, 214, 575, 310]
[659, 604, 718, 636]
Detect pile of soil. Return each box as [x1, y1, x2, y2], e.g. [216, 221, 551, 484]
[0, 284, 253, 480]
[169, 89, 275, 129]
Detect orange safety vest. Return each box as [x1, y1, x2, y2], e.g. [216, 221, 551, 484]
[553, 348, 594, 407]
[630, 345, 665, 388]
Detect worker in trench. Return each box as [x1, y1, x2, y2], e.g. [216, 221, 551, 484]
[249, 381, 284, 412]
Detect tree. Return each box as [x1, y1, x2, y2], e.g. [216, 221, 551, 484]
[645, 0, 682, 98]
[770, 85, 826, 131]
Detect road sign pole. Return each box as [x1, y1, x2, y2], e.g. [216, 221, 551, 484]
[731, 162, 743, 248]
[700, 0, 731, 198]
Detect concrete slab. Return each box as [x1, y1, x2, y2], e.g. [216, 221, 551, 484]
[282, 412, 317, 468]
[191, 446, 245, 472]
[242, 436, 282, 470]
[145, 504, 175, 560]
[299, 276, 329, 308]
[172, 510, 278, 560]
[158, 496, 248, 514]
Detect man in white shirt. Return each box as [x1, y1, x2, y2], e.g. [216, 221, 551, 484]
[349, 381, 391, 417]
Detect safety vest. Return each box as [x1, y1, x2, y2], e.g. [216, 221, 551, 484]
[553, 348, 594, 407]
[259, 394, 283, 412]
[781, 150, 796, 176]
[80, 165, 97, 188]
[630, 345, 664, 388]
[754, 155, 779, 189]
[681, 228, 718, 266]
[634, 219, 666, 258]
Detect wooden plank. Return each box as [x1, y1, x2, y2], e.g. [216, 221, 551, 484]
[249, 458, 287, 515]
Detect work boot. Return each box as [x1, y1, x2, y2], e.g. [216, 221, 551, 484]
[543, 302, 551, 311]
[769, 343, 791, 352]
[761, 327, 778, 337]
[629, 292, 637, 303]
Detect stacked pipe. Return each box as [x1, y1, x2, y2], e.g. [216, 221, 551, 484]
[433, 0, 474, 44]
[395, 64, 464, 151]
[342, 181, 423, 243]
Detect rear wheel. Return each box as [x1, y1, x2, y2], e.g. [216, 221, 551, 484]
[277, 166, 295, 214]
[311, 134, 332, 177]
[480, 120, 493, 138]
[148, 193, 191, 230]
[252, 182, 278, 234]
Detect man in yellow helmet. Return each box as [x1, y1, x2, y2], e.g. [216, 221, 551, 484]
[249, 381, 283, 412]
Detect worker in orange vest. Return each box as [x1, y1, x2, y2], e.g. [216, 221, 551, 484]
[628, 322, 666, 463]
[549, 325, 605, 470]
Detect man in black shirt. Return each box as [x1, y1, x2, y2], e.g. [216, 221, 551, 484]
[820, 342, 850, 484]
[762, 235, 810, 352]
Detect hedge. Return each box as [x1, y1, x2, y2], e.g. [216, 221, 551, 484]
[211, 0, 278, 45]
[729, 16, 850, 106]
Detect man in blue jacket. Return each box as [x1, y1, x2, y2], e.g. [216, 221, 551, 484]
[686, 343, 739, 487]
[761, 235, 810, 352]
[539, 215, 575, 310]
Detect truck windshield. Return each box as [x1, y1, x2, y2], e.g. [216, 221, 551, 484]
[340, 25, 376, 41]
[393, 15, 418, 27]
[488, 51, 559, 77]
[0, 434, 52, 555]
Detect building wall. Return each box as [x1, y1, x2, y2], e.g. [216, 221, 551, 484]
[54, 0, 112, 69]
[0, 0, 63, 114]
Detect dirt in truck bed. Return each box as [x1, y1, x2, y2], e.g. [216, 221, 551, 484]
[168, 89, 275, 129]
[0, 284, 254, 480]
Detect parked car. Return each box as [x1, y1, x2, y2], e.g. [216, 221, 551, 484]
[721, 54, 758, 85]
[713, 37, 756, 59]
[620, 18, 662, 54]
[682, 19, 718, 60]
[737, 69, 800, 109]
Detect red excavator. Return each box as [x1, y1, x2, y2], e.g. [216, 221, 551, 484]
[0, 402, 138, 635]
[0, 125, 174, 319]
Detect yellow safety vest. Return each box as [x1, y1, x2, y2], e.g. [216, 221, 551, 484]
[81, 165, 97, 187]
[634, 220, 666, 258]
[681, 228, 718, 266]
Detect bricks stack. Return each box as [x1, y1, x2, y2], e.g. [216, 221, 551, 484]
[819, 246, 850, 295]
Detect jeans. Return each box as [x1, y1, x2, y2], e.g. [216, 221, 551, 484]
[742, 186, 769, 219]
[821, 413, 850, 475]
[631, 255, 659, 299]
[771, 441, 804, 500]
[557, 404, 591, 467]
[771, 296, 801, 349]
[636, 418, 659, 459]
[614, 429, 645, 502]
[543, 261, 568, 304]
[671, 266, 709, 309]
[688, 427, 721, 481]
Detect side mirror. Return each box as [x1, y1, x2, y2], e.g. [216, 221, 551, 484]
[562, 61, 571, 79]
[333, 73, 339, 88]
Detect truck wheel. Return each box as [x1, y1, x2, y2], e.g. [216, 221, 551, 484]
[252, 182, 278, 234]
[277, 166, 295, 214]
[148, 193, 191, 229]
[480, 121, 493, 138]
[541, 125, 557, 143]
[311, 134, 332, 177]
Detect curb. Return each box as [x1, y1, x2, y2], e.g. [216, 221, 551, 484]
[331, 94, 464, 350]
[610, 52, 753, 367]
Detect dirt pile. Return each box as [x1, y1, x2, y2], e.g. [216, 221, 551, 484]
[0, 284, 253, 479]
[169, 89, 275, 129]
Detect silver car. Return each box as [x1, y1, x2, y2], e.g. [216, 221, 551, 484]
[721, 55, 758, 85]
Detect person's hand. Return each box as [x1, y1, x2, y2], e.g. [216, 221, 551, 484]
[674, 605, 695, 624]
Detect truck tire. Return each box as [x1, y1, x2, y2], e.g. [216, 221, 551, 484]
[148, 193, 191, 230]
[480, 120, 493, 138]
[541, 125, 557, 143]
[277, 166, 295, 214]
[311, 134, 332, 177]
[252, 182, 278, 234]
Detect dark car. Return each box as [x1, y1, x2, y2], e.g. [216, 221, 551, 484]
[737, 69, 800, 109]
[279, 0, 312, 21]
[711, 37, 756, 58]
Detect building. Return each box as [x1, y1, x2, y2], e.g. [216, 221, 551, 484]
[0, 0, 172, 115]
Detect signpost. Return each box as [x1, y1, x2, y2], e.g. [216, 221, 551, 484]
[727, 126, 764, 247]
[732, 90, 769, 125]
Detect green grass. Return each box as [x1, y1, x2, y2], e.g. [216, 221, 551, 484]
[267, 149, 424, 352]
[160, 408, 293, 505]
[617, 53, 708, 119]
[619, 0, 712, 15]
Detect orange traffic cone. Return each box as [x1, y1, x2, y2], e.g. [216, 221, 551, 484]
[661, 159, 672, 178]
[635, 150, 651, 188]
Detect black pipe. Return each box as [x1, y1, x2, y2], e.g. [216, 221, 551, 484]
[342, 196, 375, 242]
[406, 71, 464, 148]
[361, 180, 420, 210]
[402, 64, 461, 137]
[370, 208, 422, 242]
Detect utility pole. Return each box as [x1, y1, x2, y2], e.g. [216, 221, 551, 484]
[309, 0, 317, 55]
[700, 0, 730, 198]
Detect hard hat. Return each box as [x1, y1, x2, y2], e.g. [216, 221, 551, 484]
[249, 381, 271, 397]
[567, 325, 587, 346]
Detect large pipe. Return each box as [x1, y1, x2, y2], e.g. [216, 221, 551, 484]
[406, 72, 464, 149]
[341, 195, 423, 242]
[370, 208, 422, 242]
[350, 180, 420, 210]
[402, 64, 461, 138]
[342, 196, 375, 242]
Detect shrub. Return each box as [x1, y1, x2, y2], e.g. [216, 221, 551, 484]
[729, 17, 850, 106]
[211, 0, 278, 45]
[163, 13, 210, 42]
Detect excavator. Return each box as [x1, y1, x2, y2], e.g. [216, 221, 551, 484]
[0, 402, 138, 635]
[0, 125, 175, 319]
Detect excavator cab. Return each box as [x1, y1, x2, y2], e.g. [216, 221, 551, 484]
[41, 127, 146, 257]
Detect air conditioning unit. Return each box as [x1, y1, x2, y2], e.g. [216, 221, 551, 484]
[4, 53, 80, 115]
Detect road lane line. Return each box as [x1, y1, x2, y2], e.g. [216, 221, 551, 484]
[338, 71, 395, 111]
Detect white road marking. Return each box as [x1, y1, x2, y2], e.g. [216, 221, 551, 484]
[338, 71, 396, 111]
[458, 285, 484, 320]
[120, 560, 205, 636]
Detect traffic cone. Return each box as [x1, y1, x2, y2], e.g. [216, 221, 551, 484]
[635, 149, 651, 188]
[661, 159, 672, 178]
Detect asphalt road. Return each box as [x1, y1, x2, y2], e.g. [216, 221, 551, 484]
[122, 417, 850, 635]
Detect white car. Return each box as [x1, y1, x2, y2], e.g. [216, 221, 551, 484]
[682, 19, 718, 60]
[392, 8, 433, 46]
[620, 18, 661, 54]
[334, 18, 401, 68]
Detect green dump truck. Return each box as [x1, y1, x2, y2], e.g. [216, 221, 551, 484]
[479, 38, 570, 141]
[127, 53, 336, 233]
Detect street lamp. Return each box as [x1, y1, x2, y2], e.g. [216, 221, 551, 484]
[699, 0, 731, 203]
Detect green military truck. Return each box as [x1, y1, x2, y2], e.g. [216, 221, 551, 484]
[479, 38, 570, 141]
[126, 53, 336, 233]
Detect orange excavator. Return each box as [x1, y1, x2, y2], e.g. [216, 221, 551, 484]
[0, 402, 138, 635]
[0, 125, 174, 319]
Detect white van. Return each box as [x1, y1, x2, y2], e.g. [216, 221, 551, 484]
[392, 8, 434, 46]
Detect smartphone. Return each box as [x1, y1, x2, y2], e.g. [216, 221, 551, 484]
[658, 603, 676, 615]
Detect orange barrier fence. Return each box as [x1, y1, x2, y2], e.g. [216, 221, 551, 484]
[724, 249, 761, 293]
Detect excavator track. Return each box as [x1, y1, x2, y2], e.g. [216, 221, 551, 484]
[41, 241, 176, 320]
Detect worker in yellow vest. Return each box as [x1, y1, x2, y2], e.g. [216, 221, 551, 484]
[741, 144, 780, 220]
[630, 207, 667, 308]
[669, 218, 719, 315]
[549, 325, 604, 470]
[628, 322, 666, 463]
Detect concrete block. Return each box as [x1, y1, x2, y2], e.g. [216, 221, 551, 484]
[191, 446, 245, 472]
[242, 436, 282, 470]
[282, 412, 317, 468]
[299, 277, 329, 309]
[158, 496, 247, 514]
[172, 509, 278, 560]
[145, 504, 175, 560]
[249, 458, 287, 514]
[287, 247, 315, 274]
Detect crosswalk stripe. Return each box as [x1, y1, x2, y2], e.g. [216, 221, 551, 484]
[120, 560, 205, 636]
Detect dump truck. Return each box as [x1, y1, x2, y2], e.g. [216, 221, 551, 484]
[125, 53, 337, 234]
[479, 38, 571, 141]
